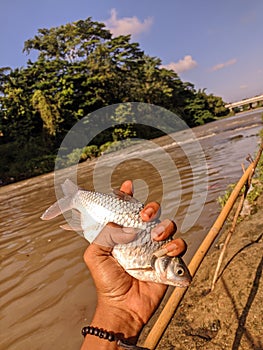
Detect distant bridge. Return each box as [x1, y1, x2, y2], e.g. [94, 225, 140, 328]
[225, 94, 263, 111]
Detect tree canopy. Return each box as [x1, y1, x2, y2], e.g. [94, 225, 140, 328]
[0, 17, 228, 184]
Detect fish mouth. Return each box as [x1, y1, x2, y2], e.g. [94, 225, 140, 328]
[160, 275, 192, 287]
[157, 266, 192, 287]
[172, 278, 192, 288]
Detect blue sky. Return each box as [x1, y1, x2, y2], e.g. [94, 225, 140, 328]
[0, 0, 262, 102]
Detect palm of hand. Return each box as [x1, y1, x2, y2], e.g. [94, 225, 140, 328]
[85, 243, 167, 325]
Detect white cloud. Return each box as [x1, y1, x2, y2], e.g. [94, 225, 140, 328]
[210, 58, 237, 72]
[105, 9, 153, 37]
[161, 55, 197, 73]
[240, 84, 248, 90]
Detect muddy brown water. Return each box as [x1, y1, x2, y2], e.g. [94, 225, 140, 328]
[0, 110, 262, 349]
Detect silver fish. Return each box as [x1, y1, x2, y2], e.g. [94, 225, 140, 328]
[41, 179, 192, 287]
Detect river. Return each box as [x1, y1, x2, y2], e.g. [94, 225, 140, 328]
[0, 109, 262, 349]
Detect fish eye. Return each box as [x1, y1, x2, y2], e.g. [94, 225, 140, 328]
[175, 267, 185, 276]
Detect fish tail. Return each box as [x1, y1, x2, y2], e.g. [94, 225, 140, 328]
[41, 179, 77, 220]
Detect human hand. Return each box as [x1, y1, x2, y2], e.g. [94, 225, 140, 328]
[81, 180, 187, 349]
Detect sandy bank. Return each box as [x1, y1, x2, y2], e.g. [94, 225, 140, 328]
[154, 192, 263, 349]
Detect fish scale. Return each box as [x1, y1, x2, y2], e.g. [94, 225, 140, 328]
[75, 190, 147, 229]
[41, 179, 192, 287]
[113, 222, 160, 267]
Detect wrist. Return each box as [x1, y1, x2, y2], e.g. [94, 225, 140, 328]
[93, 302, 143, 338]
[81, 303, 144, 350]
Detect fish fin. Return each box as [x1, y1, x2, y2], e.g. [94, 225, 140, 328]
[126, 267, 154, 272]
[60, 224, 85, 240]
[71, 209, 82, 228]
[41, 179, 78, 221]
[41, 197, 72, 220]
[60, 224, 75, 231]
[61, 179, 78, 197]
[60, 210, 82, 231]
[112, 189, 140, 203]
[80, 208, 106, 242]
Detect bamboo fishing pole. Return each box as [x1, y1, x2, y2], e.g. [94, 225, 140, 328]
[142, 143, 262, 350]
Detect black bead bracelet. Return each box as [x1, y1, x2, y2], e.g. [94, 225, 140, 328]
[82, 325, 115, 342]
[81, 326, 150, 350]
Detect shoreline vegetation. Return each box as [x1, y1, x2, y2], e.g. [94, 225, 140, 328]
[1, 107, 262, 186]
[0, 17, 233, 186]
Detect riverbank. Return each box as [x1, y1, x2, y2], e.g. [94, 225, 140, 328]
[156, 191, 263, 350]
[1, 109, 262, 187]
[1, 112, 262, 350]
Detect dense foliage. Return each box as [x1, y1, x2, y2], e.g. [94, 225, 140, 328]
[0, 18, 228, 184]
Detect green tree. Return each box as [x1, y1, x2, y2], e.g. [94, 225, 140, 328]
[23, 18, 111, 61]
[0, 17, 229, 184]
[0, 67, 39, 143]
[183, 89, 228, 126]
[32, 90, 61, 137]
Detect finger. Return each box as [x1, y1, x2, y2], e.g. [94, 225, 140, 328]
[106, 223, 139, 245]
[92, 223, 119, 247]
[120, 180, 133, 196]
[83, 243, 129, 292]
[151, 219, 177, 241]
[140, 202, 161, 221]
[110, 228, 138, 244]
[152, 238, 187, 257]
[120, 182, 160, 222]
[93, 223, 139, 247]
[83, 242, 112, 270]
[165, 238, 187, 257]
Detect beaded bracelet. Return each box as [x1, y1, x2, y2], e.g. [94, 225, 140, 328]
[81, 326, 149, 350]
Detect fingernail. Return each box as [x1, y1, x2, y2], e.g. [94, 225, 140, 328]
[151, 225, 165, 239]
[166, 242, 182, 257]
[166, 242, 178, 252]
[153, 247, 169, 257]
[153, 242, 179, 258]
[144, 207, 154, 218]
